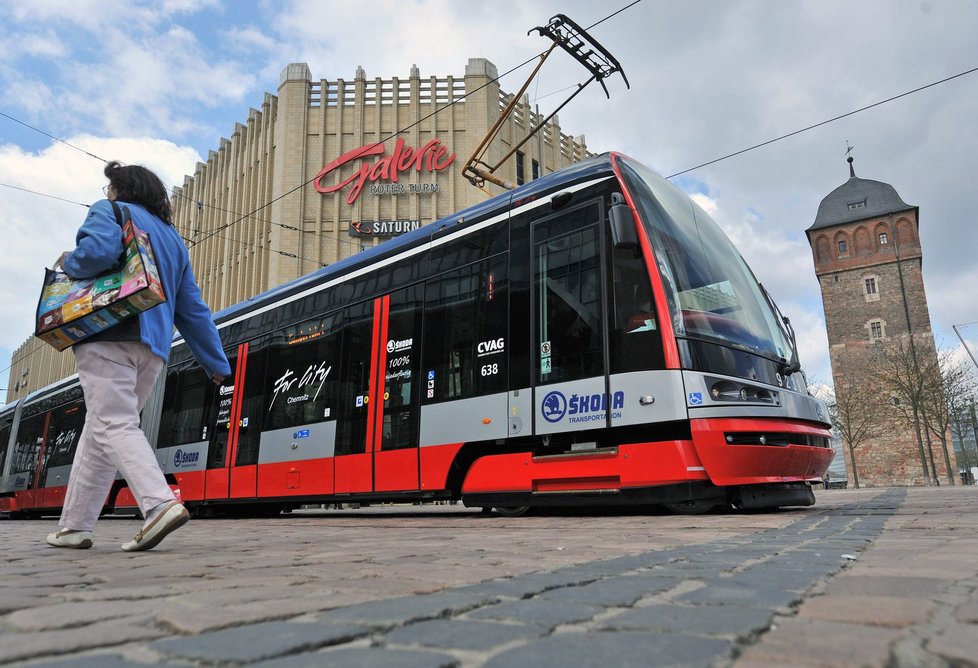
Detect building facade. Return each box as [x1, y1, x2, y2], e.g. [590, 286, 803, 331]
[7, 59, 591, 402]
[806, 157, 955, 486]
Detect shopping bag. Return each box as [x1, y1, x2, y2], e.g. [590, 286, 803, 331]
[34, 204, 166, 351]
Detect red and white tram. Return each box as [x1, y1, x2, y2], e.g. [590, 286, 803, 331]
[1, 153, 833, 518]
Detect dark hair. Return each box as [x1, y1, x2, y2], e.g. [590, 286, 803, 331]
[104, 161, 173, 225]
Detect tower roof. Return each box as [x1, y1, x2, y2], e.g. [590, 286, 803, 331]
[808, 158, 914, 231]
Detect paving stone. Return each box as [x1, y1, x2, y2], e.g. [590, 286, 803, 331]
[737, 616, 905, 667]
[151, 620, 367, 663]
[157, 594, 344, 633]
[252, 646, 460, 667]
[925, 622, 978, 666]
[484, 631, 732, 668]
[649, 563, 734, 579]
[798, 594, 936, 628]
[723, 568, 829, 593]
[0, 619, 166, 664]
[383, 618, 542, 650]
[953, 601, 978, 624]
[675, 580, 802, 610]
[452, 572, 595, 600]
[319, 592, 487, 626]
[13, 654, 149, 667]
[6, 598, 164, 631]
[467, 599, 602, 627]
[824, 575, 949, 598]
[598, 603, 773, 638]
[536, 574, 679, 608]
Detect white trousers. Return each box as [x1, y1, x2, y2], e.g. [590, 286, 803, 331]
[60, 341, 174, 531]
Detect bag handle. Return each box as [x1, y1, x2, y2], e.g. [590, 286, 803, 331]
[108, 200, 133, 268]
[109, 200, 130, 228]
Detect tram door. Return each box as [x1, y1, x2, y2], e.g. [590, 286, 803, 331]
[203, 342, 265, 500]
[334, 288, 422, 494]
[531, 201, 608, 435]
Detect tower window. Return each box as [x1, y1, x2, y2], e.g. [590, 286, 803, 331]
[838, 239, 848, 255]
[870, 321, 883, 340]
[879, 232, 888, 245]
[847, 200, 866, 211]
[865, 277, 877, 295]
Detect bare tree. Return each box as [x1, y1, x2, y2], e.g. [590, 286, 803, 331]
[823, 384, 890, 489]
[871, 333, 938, 484]
[923, 344, 974, 484]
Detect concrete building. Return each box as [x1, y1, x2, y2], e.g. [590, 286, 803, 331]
[806, 156, 955, 486]
[7, 59, 592, 401]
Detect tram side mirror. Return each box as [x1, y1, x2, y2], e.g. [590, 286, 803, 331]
[609, 202, 639, 252]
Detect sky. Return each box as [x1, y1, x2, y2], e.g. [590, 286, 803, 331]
[1, 0, 977, 403]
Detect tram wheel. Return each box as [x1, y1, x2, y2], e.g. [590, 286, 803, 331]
[493, 506, 530, 517]
[664, 499, 717, 515]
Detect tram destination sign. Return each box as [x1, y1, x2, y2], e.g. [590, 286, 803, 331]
[349, 219, 422, 238]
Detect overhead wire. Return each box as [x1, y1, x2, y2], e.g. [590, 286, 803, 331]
[0, 1, 648, 387]
[0, 181, 90, 208]
[5, 2, 978, 390]
[187, 1, 647, 249]
[0, 110, 108, 164]
[666, 64, 978, 179]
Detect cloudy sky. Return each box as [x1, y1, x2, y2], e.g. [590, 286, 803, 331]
[1, 0, 977, 397]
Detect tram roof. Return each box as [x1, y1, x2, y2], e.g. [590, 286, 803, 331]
[209, 152, 618, 326]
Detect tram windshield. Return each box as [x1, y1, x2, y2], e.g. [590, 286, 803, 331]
[618, 157, 796, 370]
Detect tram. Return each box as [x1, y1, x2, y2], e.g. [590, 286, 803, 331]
[0, 152, 833, 518]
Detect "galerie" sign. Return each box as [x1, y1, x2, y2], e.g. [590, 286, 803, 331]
[314, 138, 455, 205]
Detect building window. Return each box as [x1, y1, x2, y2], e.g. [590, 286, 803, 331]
[865, 277, 877, 295]
[870, 320, 883, 340]
[531, 159, 540, 180]
[847, 200, 866, 211]
[879, 232, 888, 245]
[515, 150, 525, 186]
[838, 239, 848, 255]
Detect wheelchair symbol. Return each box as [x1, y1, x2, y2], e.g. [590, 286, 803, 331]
[688, 392, 703, 406]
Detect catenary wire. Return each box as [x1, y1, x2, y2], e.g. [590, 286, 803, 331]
[183, 0, 646, 249]
[6, 59, 977, 263]
[666, 64, 978, 179]
[0, 181, 90, 207]
[0, 110, 108, 164]
[7, 6, 978, 387]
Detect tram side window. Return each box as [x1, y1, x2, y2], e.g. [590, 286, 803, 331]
[535, 208, 604, 384]
[264, 314, 341, 432]
[382, 284, 423, 451]
[335, 301, 374, 456]
[610, 244, 666, 373]
[10, 413, 45, 488]
[157, 364, 214, 448]
[423, 255, 508, 402]
[0, 417, 12, 477]
[43, 401, 86, 469]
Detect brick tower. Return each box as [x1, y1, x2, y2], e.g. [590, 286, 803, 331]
[806, 156, 955, 486]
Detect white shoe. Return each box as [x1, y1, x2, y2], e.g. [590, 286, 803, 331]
[121, 502, 189, 552]
[46, 529, 94, 549]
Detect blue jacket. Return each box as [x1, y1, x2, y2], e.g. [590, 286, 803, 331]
[64, 199, 231, 379]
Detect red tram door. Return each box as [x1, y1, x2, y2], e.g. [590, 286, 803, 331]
[203, 342, 262, 500]
[335, 288, 421, 494]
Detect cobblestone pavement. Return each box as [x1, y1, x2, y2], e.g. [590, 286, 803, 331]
[1, 486, 975, 667]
